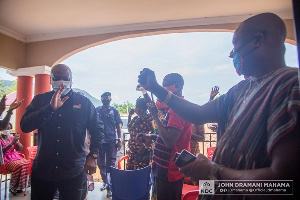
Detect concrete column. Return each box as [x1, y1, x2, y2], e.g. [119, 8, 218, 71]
[35, 74, 51, 95]
[8, 65, 51, 156]
[15, 76, 33, 157]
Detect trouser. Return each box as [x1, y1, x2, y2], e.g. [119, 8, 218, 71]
[31, 170, 85, 200]
[81, 173, 88, 200]
[155, 177, 184, 200]
[97, 142, 117, 186]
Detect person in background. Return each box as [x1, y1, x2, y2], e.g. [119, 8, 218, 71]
[138, 13, 300, 199]
[127, 97, 154, 170]
[0, 122, 30, 196]
[0, 96, 23, 130]
[209, 86, 220, 101]
[190, 125, 204, 155]
[96, 92, 122, 198]
[20, 64, 103, 200]
[146, 73, 193, 200]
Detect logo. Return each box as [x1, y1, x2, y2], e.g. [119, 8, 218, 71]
[73, 104, 81, 110]
[199, 180, 214, 195]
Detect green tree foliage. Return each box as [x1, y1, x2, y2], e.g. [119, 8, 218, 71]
[112, 101, 135, 114]
[0, 79, 17, 97]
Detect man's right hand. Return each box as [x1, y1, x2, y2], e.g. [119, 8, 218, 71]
[147, 101, 159, 119]
[50, 84, 69, 110]
[138, 68, 160, 92]
[84, 156, 97, 175]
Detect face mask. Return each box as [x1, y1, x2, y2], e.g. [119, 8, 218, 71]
[101, 99, 110, 106]
[232, 45, 258, 76]
[164, 84, 179, 93]
[233, 52, 243, 76]
[51, 80, 72, 96]
[2, 130, 10, 136]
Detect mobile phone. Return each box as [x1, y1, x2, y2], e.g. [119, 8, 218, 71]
[173, 149, 196, 167]
[10, 132, 16, 136]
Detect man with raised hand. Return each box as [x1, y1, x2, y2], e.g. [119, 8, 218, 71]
[138, 13, 299, 199]
[21, 64, 104, 200]
[147, 73, 192, 200]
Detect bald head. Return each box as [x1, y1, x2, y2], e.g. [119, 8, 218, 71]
[51, 64, 72, 82]
[51, 64, 72, 77]
[234, 13, 286, 46]
[231, 13, 287, 77]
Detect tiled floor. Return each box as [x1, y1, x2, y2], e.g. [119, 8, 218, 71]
[1, 181, 111, 200]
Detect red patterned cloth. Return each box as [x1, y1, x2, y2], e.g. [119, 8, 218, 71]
[127, 114, 154, 170]
[1, 136, 30, 192]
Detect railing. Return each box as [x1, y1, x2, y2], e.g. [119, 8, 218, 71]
[122, 123, 218, 164]
[199, 131, 217, 156]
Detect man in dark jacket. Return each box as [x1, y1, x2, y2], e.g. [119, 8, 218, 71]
[21, 64, 104, 200]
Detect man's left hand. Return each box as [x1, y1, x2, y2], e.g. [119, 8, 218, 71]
[84, 156, 97, 175]
[147, 101, 158, 119]
[116, 140, 122, 151]
[180, 153, 214, 181]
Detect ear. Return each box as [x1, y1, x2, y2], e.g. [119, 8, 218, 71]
[175, 84, 182, 90]
[253, 32, 264, 47]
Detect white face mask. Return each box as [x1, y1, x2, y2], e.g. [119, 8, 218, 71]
[51, 80, 72, 96]
[2, 130, 11, 136]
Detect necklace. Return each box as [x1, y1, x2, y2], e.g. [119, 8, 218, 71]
[0, 135, 9, 141]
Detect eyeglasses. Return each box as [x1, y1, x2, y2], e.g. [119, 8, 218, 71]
[51, 76, 71, 81]
[229, 38, 254, 58]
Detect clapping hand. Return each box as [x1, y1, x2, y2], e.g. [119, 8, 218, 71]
[12, 133, 20, 145]
[9, 98, 24, 110]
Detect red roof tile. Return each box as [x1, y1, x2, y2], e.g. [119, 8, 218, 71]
[5, 91, 17, 106]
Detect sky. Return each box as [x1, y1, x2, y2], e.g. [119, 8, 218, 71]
[0, 32, 299, 106]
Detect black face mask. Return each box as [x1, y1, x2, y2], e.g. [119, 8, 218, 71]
[102, 99, 110, 105]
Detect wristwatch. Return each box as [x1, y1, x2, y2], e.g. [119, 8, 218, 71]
[208, 163, 223, 184]
[88, 151, 99, 159]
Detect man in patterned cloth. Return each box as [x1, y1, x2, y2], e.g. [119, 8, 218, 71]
[138, 13, 299, 199]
